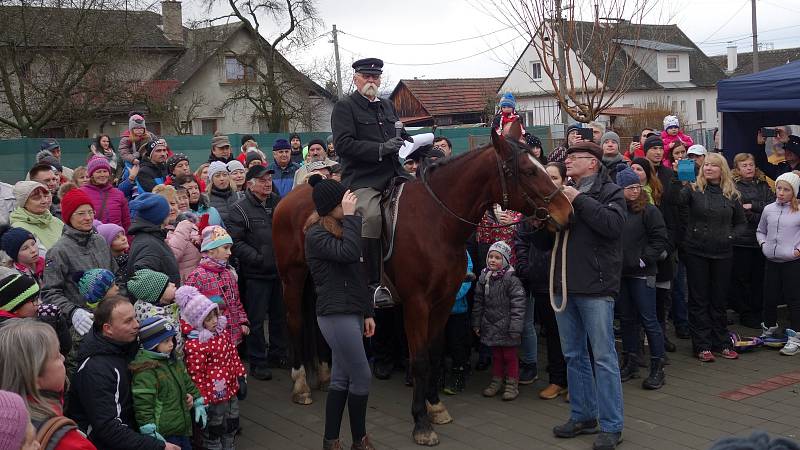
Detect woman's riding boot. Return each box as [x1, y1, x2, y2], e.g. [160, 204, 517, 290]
[348, 393, 370, 447]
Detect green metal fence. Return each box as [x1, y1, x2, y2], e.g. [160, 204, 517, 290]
[1, 126, 552, 183]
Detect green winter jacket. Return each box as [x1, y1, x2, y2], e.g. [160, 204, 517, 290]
[130, 349, 201, 437]
[9, 206, 64, 252]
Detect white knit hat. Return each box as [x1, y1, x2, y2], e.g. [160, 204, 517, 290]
[776, 172, 800, 197]
[663, 115, 680, 130]
[207, 161, 228, 182]
[487, 241, 512, 269]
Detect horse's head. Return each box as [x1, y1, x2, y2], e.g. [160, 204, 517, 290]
[490, 119, 572, 231]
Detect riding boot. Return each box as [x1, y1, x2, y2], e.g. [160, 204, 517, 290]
[642, 357, 666, 390]
[362, 238, 394, 308]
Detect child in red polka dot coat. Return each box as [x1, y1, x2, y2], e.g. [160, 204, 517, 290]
[176, 285, 245, 450]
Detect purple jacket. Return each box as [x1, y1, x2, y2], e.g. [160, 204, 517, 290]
[80, 183, 131, 230]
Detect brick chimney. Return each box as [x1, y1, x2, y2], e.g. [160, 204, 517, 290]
[161, 1, 183, 44]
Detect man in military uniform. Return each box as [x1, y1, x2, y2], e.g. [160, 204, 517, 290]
[331, 57, 409, 307]
[331, 57, 409, 379]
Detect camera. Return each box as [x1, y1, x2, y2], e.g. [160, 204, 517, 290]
[577, 128, 594, 141]
[762, 127, 778, 138]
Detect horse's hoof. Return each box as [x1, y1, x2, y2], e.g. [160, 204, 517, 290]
[426, 401, 453, 425]
[413, 427, 439, 446]
[292, 392, 313, 405]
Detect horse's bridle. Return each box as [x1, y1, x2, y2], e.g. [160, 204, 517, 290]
[420, 138, 563, 229]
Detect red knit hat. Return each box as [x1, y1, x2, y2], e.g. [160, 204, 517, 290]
[61, 188, 93, 224]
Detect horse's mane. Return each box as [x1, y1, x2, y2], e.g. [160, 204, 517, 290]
[424, 141, 492, 174]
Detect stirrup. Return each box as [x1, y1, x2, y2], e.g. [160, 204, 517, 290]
[373, 285, 395, 309]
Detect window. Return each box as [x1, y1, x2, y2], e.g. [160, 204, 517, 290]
[530, 61, 542, 80]
[666, 55, 679, 72]
[179, 121, 193, 135]
[201, 119, 217, 135]
[672, 101, 678, 113]
[696, 99, 705, 122]
[225, 56, 256, 82]
[680, 100, 686, 113]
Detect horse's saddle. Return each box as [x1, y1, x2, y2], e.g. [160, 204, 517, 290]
[380, 177, 408, 263]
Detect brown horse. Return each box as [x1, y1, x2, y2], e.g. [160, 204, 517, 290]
[272, 121, 572, 446]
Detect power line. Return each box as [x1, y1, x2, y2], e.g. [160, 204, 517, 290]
[701, 24, 800, 45]
[338, 24, 517, 47]
[339, 36, 520, 66]
[697, 0, 749, 44]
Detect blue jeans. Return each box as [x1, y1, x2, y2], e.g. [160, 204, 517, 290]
[554, 295, 624, 433]
[671, 260, 689, 328]
[520, 293, 538, 365]
[619, 278, 665, 359]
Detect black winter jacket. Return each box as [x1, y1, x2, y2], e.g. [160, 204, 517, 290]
[513, 221, 552, 295]
[734, 177, 775, 248]
[676, 184, 747, 259]
[533, 168, 627, 298]
[471, 268, 526, 347]
[654, 165, 680, 282]
[208, 186, 245, 223]
[67, 330, 163, 450]
[332, 92, 410, 191]
[126, 217, 180, 284]
[227, 190, 280, 280]
[622, 204, 669, 277]
[305, 215, 373, 318]
[137, 159, 168, 193]
[754, 142, 800, 182]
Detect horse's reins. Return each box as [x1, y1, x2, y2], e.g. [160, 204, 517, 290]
[419, 141, 562, 229]
[419, 138, 571, 313]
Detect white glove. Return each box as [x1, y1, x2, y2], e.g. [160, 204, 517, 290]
[72, 308, 94, 336]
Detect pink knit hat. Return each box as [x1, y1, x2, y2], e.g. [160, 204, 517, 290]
[87, 155, 112, 177]
[175, 285, 226, 342]
[0, 390, 31, 450]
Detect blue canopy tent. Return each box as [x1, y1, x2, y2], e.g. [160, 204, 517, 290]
[717, 60, 800, 161]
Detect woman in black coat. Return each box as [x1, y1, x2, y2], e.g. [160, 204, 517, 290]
[304, 175, 375, 450]
[730, 153, 775, 329]
[616, 168, 669, 390]
[676, 153, 747, 362]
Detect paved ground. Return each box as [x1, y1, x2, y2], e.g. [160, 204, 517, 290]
[236, 325, 800, 450]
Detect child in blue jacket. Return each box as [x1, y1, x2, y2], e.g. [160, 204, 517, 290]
[443, 252, 474, 395]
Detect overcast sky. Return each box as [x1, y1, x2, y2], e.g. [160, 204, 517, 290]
[183, 0, 800, 85]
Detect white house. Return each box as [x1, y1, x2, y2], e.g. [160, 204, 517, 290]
[498, 21, 727, 135]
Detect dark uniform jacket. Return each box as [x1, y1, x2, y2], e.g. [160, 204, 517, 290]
[305, 215, 373, 318]
[331, 91, 409, 191]
[227, 190, 280, 280]
[621, 204, 669, 278]
[734, 177, 775, 248]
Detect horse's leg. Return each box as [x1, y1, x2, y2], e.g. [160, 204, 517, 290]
[406, 300, 439, 446]
[425, 327, 452, 425]
[316, 327, 332, 391]
[284, 269, 312, 405]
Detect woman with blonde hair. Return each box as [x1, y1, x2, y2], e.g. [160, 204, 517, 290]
[730, 153, 775, 329]
[676, 152, 747, 362]
[0, 319, 96, 449]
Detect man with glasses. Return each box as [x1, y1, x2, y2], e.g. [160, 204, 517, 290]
[228, 165, 285, 380]
[536, 140, 626, 449]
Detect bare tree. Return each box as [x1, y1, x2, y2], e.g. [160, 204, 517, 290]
[478, 0, 659, 123]
[203, 0, 325, 132]
[0, 0, 140, 136]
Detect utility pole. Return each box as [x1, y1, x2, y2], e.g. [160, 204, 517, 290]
[751, 0, 759, 73]
[555, 0, 569, 126]
[331, 25, 344, 98]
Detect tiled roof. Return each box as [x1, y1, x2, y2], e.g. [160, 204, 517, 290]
[570, 21, 727, 90]
[390, 77, 505, 116]
[0, 6, 183, 49]
[156, 23, 243, 83]
[710, 47, 800, 77]
[614, 39, 694, 52]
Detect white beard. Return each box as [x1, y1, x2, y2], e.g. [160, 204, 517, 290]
[359, 83, 378, 97]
